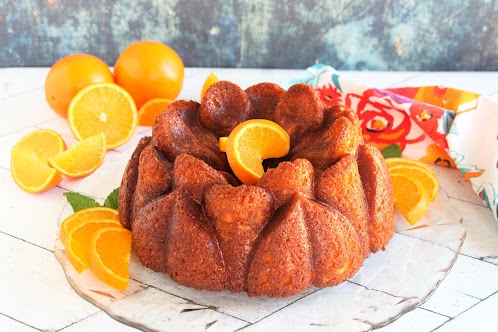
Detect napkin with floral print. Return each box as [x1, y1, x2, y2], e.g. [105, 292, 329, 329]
[287, 64, 498, 220]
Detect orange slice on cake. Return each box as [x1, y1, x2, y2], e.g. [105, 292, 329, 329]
[220, 119, 290, 185]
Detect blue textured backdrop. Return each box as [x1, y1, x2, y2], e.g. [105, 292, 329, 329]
[1, 0, 497, 70]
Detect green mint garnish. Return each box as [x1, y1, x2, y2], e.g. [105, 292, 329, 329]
[63, 192, 100, 212]
[103, 188, 120, 210]
[64, 187, 119, 212]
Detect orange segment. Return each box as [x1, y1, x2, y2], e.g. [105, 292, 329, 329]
[89, 227, 132, 290]
[137, 98, 173, 126]
[391, 173, 430, 225]
[201, 72, 219, 100]
[68, 82, 137, 150]
[65, 219, 122, 273]
[48, 133, 106, 178]
[11, 129, 66, 193]
[59, 207, 119, 244]
[222, 119, 290, 185]
[389, 165, 439, 201]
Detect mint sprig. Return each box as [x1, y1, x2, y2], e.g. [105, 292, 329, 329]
[103, 188, 120, 209]
[64, 188, 120, 212]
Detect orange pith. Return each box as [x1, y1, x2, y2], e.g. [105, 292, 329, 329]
[59, 207, 119, 244]
[68, 82, 137, 150]
[48, 133, 106, 178]
[201, 72, 220, 100]
[221, 119, 290, 185]
[65, 219, 122, 273]
[390, 173, 430, 225]
[137, 98, 173, 126]
[89, 227, 132, 290]
[11, 129, 66, 193]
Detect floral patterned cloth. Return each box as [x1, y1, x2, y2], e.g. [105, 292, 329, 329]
[287, 64, 498, 220]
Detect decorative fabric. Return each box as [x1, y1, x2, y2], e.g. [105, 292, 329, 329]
[288, 64, 498, 220]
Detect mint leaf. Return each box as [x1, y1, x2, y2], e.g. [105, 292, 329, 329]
[64, 192, 100, 212]
[381, 144, 402, 159]
[103, 188, 119, 210]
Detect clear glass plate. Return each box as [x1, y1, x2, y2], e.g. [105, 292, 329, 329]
[54, 151, 465, 332]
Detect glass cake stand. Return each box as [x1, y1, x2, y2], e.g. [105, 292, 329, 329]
[54, 151, 465, 332]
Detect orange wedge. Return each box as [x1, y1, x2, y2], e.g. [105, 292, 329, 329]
[220, 119, 290, 185]
[391, 173, 430, 225]
[66, 219, 122, 273]
[48, 133, 106, 178]
[11, 129, 66, 193]
[201, 72, 219, 100]
[389, 165, 439, 201]
[68, 82, 137, 150]
[59, 207, 119, 243]
[89, 227, 132, 290]
[137, 98, 173, 126]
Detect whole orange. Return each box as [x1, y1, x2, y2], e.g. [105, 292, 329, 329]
[113, 41, 184, 108]
[44, 54, 114, 118]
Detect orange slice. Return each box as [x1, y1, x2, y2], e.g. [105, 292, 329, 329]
[201, 72, 219, 100]
[59, 207, 119, 244]
[89, 227, 132, 290]
[68, 82, 137, 150]
[391, 173, 430, 225]
[66, 219, 122, 273]
[137, 98, 173, 126]
[11, 129, 66, 193]
[220, 119, 290, 185]
[48, 133, 106, 178]
[385, 157, 434, 173]
[389, 165, 439, 201]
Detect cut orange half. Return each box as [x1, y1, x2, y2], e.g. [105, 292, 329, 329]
[89, 227, 132, 290]
[11, 129, 66, 193]
[68, 82, 137, 150]
[65, 219, 122, 273]
[391, 173, 430, 225]
[48, 133, 106, 178]
[201, 72, 219, 100]
[137, 98, 173, 126]
[59, 207, 119, 244]
[221, 119, 290, 185]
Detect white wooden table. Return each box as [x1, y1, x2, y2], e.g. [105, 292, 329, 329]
[1, 68, 497, 332]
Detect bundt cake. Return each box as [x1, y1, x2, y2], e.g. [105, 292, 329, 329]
[118, 81, 394, 298]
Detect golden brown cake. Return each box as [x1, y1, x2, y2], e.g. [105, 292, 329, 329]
[118, 81, 395, 298]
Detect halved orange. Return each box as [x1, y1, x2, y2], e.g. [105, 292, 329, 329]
[68, 82, 137, 150]
[11, 129, 66, 193]
[137, 98, 173, 126]
[220, 119, 290, 185]
[66, 219, 122, 273]
[389, 165, 439, 201]
[48, 133, 106, 178]
[391, 173, 430, 225]
[89, 227, 132, 290]
[59, 207, 119, 243]
[201, 72, 219, 100]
